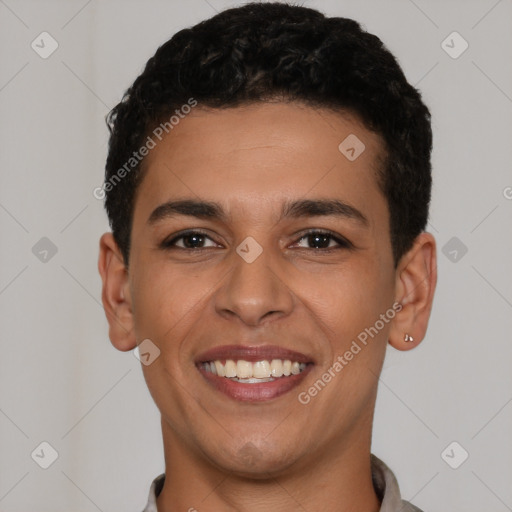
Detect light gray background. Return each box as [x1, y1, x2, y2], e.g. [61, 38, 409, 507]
[1, 0, 511, 510]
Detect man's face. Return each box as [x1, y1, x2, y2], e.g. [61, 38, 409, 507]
[127, 102, 397, 474]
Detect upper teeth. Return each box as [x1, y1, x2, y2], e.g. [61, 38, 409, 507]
[201, 359, 307, 379]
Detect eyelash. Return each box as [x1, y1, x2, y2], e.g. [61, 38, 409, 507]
[160, 229, 353, 253]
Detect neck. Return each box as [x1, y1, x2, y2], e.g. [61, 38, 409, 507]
[155, 417, 381, 512]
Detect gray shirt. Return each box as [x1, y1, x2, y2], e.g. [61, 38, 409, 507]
[142, 453, 423, 511]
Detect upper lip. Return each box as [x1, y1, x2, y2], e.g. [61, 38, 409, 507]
[195, 344, 313, 364]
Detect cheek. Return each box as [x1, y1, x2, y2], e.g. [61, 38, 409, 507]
[130, 261, 210, 346]
[304, 260, 394, 339]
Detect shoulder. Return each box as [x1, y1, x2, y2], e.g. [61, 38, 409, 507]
[371, 454, 425, 512]
[141, 473, 165, 512]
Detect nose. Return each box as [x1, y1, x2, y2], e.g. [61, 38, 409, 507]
[214, 243, 294, 327]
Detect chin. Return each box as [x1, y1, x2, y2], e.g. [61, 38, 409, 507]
[204, 438, 301, 478]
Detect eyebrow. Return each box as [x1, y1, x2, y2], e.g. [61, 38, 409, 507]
[147, 198, 369, 227]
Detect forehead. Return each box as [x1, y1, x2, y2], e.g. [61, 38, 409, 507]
[134, 102, 387, 223]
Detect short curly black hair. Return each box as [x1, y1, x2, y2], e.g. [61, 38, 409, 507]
[103, 1, 432, 267]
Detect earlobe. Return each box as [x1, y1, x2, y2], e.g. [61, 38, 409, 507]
[97, 232, 137, 352]
[388, 232, 437, 351]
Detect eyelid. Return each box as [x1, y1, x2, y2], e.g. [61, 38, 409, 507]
[160, 228, 353, 251]
[292, 228, 353, 250]
[160, 228, 219, 249]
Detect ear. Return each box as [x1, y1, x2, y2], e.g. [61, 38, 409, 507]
[389, 232, 437, 351]
[97, 232, 137, 351]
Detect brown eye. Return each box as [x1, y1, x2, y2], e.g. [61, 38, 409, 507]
[293, 230, 352, 251]
[161, 230, 219, 250]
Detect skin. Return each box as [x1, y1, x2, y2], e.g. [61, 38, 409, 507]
[98, 102, 437, 512]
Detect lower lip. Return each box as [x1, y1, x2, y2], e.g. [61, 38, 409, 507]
[198, 365, 312, 402]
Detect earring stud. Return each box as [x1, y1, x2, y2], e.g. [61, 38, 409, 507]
[404, 334, 414, 342]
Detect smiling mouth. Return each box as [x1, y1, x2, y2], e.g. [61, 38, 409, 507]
[199, 358, 308, 382]
[197, 358, 313, 401]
